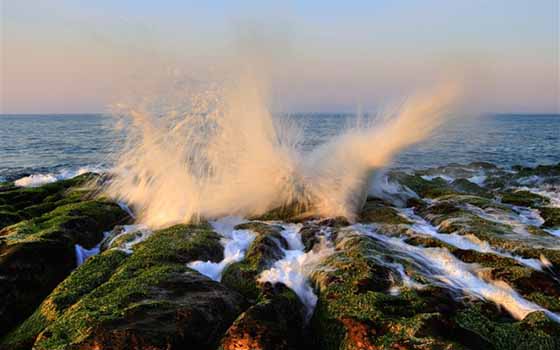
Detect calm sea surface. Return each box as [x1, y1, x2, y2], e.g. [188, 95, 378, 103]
[0, 114, 559, 181]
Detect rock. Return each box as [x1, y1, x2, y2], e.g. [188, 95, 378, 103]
[450, 178, 491, 197]
[0, 199, 129, 338]
[0, 173, 101, 230]
[392, 172, 457, 199]
[222, 222, 288, 301]
[468, 161, 498, 170]
[456, 306, 560, 350]
[3, 224, 243, 350]
[310, 232, 486, 349]
[359, 198, 411, 225]
[0, 249, 128, 350]
[500, 190, 550, 207]
[219, 282, 305, 350]
[540, 207, 560, 228]
[250, 201, 313, 222]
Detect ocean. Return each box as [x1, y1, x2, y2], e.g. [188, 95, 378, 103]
[0, 113, 559, 182]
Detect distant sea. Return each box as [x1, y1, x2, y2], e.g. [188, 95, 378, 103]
[1, 114, 559, 182]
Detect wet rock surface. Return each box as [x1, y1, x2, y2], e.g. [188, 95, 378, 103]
[0, 174, 130, 338]
[1, 163, 560, 350]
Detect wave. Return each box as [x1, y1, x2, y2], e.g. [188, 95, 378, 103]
[104, 73, 460, 228]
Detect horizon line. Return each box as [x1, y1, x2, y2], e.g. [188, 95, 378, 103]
[1, 112, 560, 117]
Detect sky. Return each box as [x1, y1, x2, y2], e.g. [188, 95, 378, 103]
[1, 0, 558, 114]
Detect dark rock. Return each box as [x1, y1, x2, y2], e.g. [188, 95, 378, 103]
[3, 224, 242, 350]
[540, 207, 560, 228]
[500, 190, 550, 207]
[0, 200, 129, 338]
[359, 198, 411, 225]
[219, 282, 305, 350]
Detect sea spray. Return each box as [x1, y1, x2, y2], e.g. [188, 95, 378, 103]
[105, 74, 460, 227]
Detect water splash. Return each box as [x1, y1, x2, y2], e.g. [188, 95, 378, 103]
[187, 216, 255, 281]
[105, 73, 460, 228]
[258, 223, 335, 318]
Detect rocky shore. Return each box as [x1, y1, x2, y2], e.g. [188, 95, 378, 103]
[1, 162, 560, 350]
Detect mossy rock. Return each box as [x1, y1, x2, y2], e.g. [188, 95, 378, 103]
[392, 172, 457, 199]
[0, 210, 22, 231]
[222, 223, 287, 301]
[450, 178, 491, 197]
[219, 282, 305, 350]
[513, 163, 560, 179]
[456, 306, 560, 350]
[0, 199, 129, 337]
[500, 190, 550, 207]
[251, 201, 312, 221]
[358, 198, 411, 225]
[1, 249, 128, 350]
[310, 232, 482, 350]
[5, 224, 243, 350]
[0, 173, 101, 230]
[539, 207, 560, 228]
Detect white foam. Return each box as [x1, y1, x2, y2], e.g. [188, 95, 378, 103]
[74, 244, 100, 266]
[401, 208, 543, 271]
[421, 174, 454, 183]
[258, 224, 334, 318]
[467, 175, 487, 185]
[117, 201, 135, 219]
[105, 224, 152, 253]
[187, 216, 255, 281]
[545, 229, 560, 238]
[368, 173, 418, 206]
[354, 225, 560, 322]
[14, 166, 104, 187]
[188, 228, 255, 281]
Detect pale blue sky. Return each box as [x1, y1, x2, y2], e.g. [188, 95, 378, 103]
[1, 0, 558, 113]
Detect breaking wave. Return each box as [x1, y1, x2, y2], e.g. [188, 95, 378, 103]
[105, 73, 460, 228]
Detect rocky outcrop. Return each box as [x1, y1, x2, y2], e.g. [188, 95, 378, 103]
[2, 224, 244, 350]
[2, 163, 560, 350]
[219, 282, 306, 350]
[0, 197, 129, 338]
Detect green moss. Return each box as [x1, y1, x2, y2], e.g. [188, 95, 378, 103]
[450, 178, 491, 197]
[3, 200, 129, 247]
[0, 173, 102, 231]
[513, 163, 560, 179]
[30, 224, 241, 350]
[251, 201, 312, 221]
[126, 223, 223, 266]
[1, 250, 128, 350]
[0, 196, 129, 339]
[218, 283, 304, 350]
[500, 190, 550, 207]
[539, 207, 560, 228]
[394, 173, 457, 199]
[359, 199, 411, 225]
[456, 306, 560, 350]
[311, 234, 469, 350]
